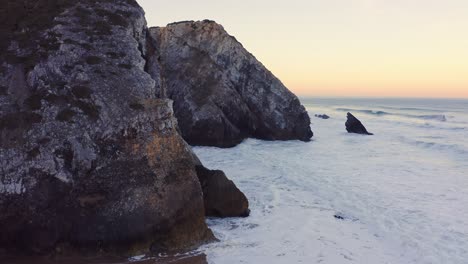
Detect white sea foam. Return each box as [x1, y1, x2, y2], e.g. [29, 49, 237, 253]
[335, 107, 448, 122]
[194, 98, 468, 264]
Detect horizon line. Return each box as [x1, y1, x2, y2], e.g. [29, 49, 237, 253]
[297, 95, 468, 100]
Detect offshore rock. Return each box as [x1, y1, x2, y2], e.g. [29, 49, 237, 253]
[345, 112, 373, 135]
[148, 20, 313, 147]
[0, 0, 212, 255]
[195, 166, 250, 218]
[315, 114, 330, 119]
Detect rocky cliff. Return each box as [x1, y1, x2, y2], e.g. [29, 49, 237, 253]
[0, 0, 310, 257]
[0, 0, 214, 255]
[148, 20, 313, 147]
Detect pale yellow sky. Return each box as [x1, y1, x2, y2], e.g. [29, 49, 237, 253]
[137, 0, 468, 98]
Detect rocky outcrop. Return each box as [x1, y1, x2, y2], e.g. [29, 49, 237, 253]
[345, 112, 373, 135]
[195, 166, 250, 218]
[0, 0, 213, 255]
[315, 114, 330, 119]
[0, 252, 209, 264]
[147, 20, 313, 147]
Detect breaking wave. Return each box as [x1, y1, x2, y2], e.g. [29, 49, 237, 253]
[398, 136, 468, 157]
[379, 106, 446, 113]
[335, 108, 447, 122]
[335, 108, 389, 116]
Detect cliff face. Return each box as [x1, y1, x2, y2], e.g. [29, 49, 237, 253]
[149, 20, 313, 147]
[0, 0, 307, 256]
[0, 0, 212, 254]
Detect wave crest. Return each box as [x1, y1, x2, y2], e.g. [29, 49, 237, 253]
[335, 108, 447, 122]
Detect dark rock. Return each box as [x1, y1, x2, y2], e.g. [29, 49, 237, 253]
[0, 0, 213, 256]
[315, 114, 330, 119]
[195, 166, 250, 218]
[147, 21, 313, 147]
[0, 253, 208, 264]
[345, 112, 373, 135]
[334, 214, 345, 220]
[333, 213, 358, 222]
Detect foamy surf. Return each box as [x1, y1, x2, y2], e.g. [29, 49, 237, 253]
[335, 108, 448, 122]
[194, 98, 468, 264]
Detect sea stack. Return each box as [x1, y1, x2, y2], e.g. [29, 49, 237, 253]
[345, 112, 373, 135]
[147, 20, 313, 147]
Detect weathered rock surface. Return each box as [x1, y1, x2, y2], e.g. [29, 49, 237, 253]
[195, 166, 250, 218]
[315, 114, 330, 119]
[148, 20, 313, 147]
[0, 253, 208, 264]
[345, 112, 373, 135]
[0, 0, 213, 255]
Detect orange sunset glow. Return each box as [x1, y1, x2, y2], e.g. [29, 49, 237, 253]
[138, 0, 468, 98]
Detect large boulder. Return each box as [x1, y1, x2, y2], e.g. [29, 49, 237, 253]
[345, 112, 373, 135]
[147, 20, 313, 147]
[195, 166, 250, 218]
[0, 0, 213, 255]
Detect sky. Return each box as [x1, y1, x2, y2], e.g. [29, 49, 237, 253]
[137, 0, 468, 98]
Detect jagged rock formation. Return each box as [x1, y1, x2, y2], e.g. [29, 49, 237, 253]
[345, 112, 373, 135]
[148, 20, 313, 147]
[0, 0, 215, 255]
[196, 166, 250, 218]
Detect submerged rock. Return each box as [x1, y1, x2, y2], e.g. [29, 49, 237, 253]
[315, 114, 330, 119]
[345, 112, 373, 135]
[148, 20, 313, 147]
[334, 214, 345, 220]
[0, 0, 213, 255]
[196, 166, 250, 218]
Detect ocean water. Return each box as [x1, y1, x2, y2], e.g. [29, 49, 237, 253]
[194, 98, 468, 264]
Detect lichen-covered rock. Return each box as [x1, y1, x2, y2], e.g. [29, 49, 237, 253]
[148, 20, 313, 147]
[195, 166, 249, 218]
[0, 0, 212, 255]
